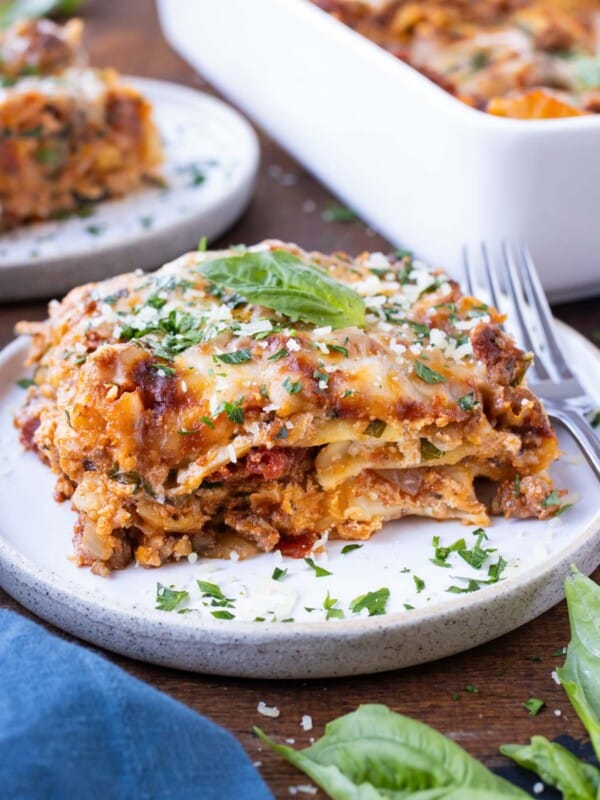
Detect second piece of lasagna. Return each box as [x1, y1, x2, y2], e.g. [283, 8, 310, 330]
[0, 17, 163, 229]
[16, 241, 561, 574]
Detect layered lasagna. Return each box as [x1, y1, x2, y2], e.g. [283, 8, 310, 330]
[0, 17, 162, 229]
[15, 242, 561, 575]
[314, 0, 600, 118]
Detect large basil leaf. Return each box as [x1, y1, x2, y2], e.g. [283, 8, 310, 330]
[500, 736, 600, 800]
[199, 249, 366, 329]
[0, 0, 84, 27]
[255, 704, 529, 799]
[557, 568, 600, 762]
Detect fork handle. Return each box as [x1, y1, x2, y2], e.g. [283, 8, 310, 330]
[547, 406, 600, 480]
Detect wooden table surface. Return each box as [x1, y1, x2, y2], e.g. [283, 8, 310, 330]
[1, 2, 599, 797]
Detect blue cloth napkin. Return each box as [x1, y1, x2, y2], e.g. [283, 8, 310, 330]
[0, 610, 273, 800]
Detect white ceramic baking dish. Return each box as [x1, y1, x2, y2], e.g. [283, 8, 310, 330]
[157, 0, 600, 301]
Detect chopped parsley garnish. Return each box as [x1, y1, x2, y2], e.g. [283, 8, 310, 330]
[415, 361, 446, 384]
[458, 529, 493, 570]
[197, 580, 235, 608]
[420, 439, 443, 460]
[156, 583, 189, 612]
[304, 557, 332, 577]
[350, 587, 390, 617]
[364, 419, 386, 438]
[447, 580, 482, 594]
[313, 369, 329, 388]
[514, 474, 521, 497]
[458, 393, 479, 412]
[465, 684, 479, 694]
[413, 575, 425, 593]
[85, 225, 104, 236]
[106, 464, 155, 497]
[16, 377, 35, 389]
[430, 535, 465, 568]
[327, 343, 349, 357]
[342, 389, 355, 398]
[272, 567, 287, 581]
[146, 293, 167, 309]
[215, 348, 252, 365]
[322, 205, 358, 223]
[283, 377, 303, 394]
[523, 698, 545, 716]
[542, 491, 561, 508]
[323, 592, 344, 620]
[341, 544, 363, 555]
[198, 235, 208, 252]
[214, 399, 244, 424]
[591, 411, 600, 429]
[151, 363, 176, 377]
[403, 603, 415, 611]
[211, 610, 235, 620]
[178, 415, 215, 435]
[487, 556, 508, 582]
[268, 347, 288, 362]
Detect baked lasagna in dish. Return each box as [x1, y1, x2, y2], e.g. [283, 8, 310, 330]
[313, 0, 600, 118]
[16, 241, 561, 574]
[0, 17, 162, 229]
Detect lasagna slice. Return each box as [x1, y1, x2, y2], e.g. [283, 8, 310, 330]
[0, 17, 162, 229]
[314, 0, 600, 118]
[15, 242, 561, 575]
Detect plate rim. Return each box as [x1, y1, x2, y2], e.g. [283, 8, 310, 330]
[0, 76, 260, 271]
[0, 326, 599, 645]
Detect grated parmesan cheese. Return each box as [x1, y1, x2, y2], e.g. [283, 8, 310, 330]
[257, 701, 280, 718]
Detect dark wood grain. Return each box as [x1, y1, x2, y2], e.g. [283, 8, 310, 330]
[1, 1, 599, 798]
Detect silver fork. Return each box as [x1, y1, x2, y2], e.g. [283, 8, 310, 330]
[463, 242, 600, 478]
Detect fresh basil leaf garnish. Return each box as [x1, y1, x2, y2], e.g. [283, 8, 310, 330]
[257, 704, 529, 799]
[501, 737, 600, 800]
[199, 249, 366, 329]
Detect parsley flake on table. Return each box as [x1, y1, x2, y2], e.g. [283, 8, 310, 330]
[523, 698, 545, 716]
[413, 575, 425, 593]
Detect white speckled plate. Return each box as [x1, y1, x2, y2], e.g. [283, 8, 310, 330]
[0, 78, 259, 302]
[0, 322, 599, 679]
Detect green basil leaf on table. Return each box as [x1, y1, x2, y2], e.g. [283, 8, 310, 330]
[199, 249, 366, 329]
[500, 736, 600, 800]
[557, 568, 600, 761]
[256, 704, 529, 799]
